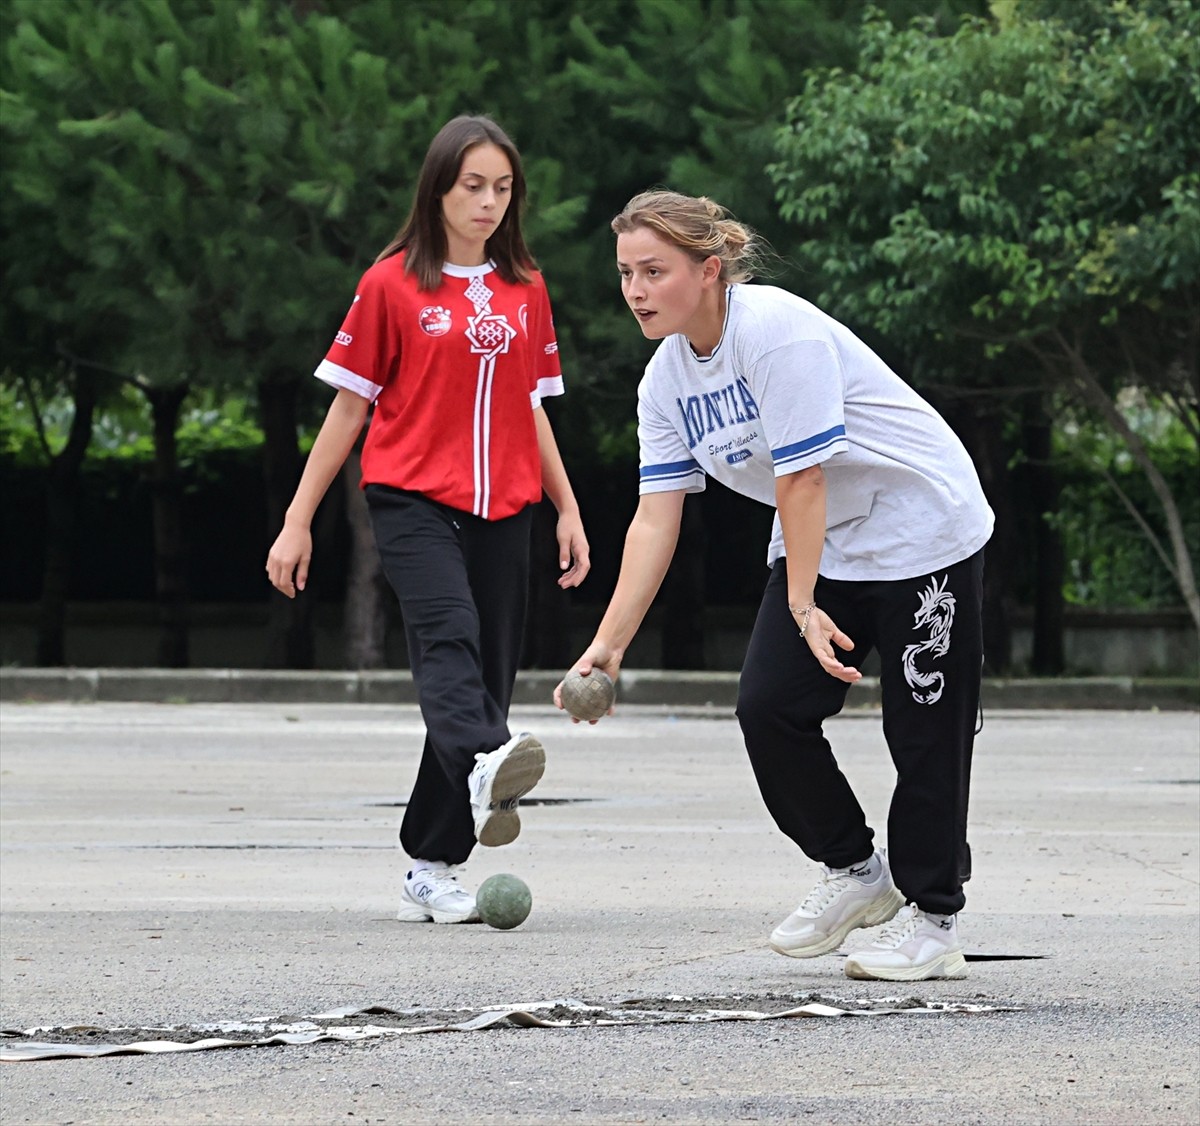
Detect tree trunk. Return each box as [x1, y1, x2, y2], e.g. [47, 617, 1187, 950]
[341, 442, 388, 669]
[521, 500, 572, 671]
[1058, 335, 1200, 634]
[661, 494, 706, 669]
[1023, 405, 1065, 675]
[259, 377, 315, 668]
[146, 383, 190, 668]
[36, 369, 99, 666]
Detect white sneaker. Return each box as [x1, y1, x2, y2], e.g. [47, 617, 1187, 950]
[396, 866, 479, 924]
[769, 852, 905, 958]
[468, 732, 545, 847]
[844, 903, 968, 981]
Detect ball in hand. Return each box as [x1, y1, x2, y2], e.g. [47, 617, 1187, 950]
[560, 668, 615, 721]
[476, 873, 532, 930]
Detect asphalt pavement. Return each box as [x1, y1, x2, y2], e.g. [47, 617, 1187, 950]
[0, 698, 1197, 1124]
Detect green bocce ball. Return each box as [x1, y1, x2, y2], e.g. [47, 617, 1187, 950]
[476, 873, 533, 930]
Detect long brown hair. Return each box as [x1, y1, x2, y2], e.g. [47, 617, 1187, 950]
[376, 115, 536, 291]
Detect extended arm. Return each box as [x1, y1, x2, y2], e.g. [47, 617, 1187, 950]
[266, 388, 370, 598]
[555, 490, 686, 718]
[534, 405, 590, 588]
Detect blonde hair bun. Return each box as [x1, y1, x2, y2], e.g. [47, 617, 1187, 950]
[612, 190, 764, 283]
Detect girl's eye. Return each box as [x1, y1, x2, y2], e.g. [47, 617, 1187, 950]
[647, 269, 660, 277]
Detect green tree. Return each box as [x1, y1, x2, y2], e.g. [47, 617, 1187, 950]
[3, 0, 445, 665]
[770, 0, 1200, 648]
[2, 0, 993, 670]
[338, 0, 986, 667]
[2, 1, 125, 664]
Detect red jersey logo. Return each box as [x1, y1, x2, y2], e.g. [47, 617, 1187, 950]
[419, 306, 452, 337]
[466, 311, 517, 360]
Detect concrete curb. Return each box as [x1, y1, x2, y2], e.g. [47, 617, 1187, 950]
[1, 667, 1196, 710]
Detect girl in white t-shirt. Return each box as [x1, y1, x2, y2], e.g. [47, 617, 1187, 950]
[267, 116, 590, 925]
[556, 190, 992, 982]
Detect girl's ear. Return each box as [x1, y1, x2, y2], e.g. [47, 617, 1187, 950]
[702, 255, 723, 285]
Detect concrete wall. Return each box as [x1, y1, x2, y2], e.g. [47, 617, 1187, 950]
[0, 602, 1195, 677]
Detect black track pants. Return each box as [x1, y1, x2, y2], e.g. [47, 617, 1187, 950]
[736, 550, 984, 915]
[366, 486, 531, 865]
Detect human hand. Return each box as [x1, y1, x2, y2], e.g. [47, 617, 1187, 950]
[554, 642, 621, 723]
[554, 510, 591, 589]
[265, 523, 313, 599]
[802, 606, 861, 683]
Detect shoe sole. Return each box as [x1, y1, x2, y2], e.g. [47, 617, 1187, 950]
[769, 885, 905, 959]
[396, 903, 481, 925]
[474, 735, 545, 848]
[843, 948, 968, 981]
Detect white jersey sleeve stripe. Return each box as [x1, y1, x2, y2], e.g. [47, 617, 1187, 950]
[314, 359, 382, 402]
[530, 375, 565, 408]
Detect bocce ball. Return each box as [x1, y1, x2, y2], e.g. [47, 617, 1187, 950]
[476, 873, 533, 930]
[560, 668, 616, 722]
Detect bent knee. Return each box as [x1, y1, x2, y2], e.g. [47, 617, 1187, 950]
[737, 680, 796, 730]
[737, 676, 842, 734]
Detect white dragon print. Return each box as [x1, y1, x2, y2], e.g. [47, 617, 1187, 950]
[902, 574, 956, 705]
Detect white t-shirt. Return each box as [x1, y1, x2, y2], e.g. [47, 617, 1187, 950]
[637, 284, 994, 581]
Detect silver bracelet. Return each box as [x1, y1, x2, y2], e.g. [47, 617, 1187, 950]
[788, 602, 817, 638]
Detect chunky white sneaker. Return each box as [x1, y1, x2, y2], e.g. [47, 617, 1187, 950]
[769, 852, 905, 958]
[844, 903, 968, 981]
[396, 865, 480, 924]
[468, 732, 545, 847]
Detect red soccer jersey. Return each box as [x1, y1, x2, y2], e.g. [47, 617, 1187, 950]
[315, 253, 563, 520]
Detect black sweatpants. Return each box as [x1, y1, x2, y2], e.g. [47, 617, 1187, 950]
[736, 549, 984, 916]
[366, 486, 532, 865]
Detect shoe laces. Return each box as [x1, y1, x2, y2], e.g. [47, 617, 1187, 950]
[874, 904, 920, 948]
[796, 867, 856, 916]
[411, 865, 467, 897]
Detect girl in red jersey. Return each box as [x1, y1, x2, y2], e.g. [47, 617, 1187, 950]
[266, 116, 589, 924]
